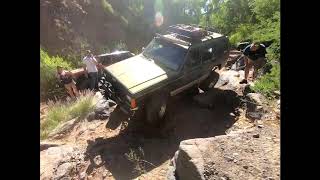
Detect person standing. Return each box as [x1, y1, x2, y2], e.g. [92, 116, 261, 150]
[83, 50, 99, 91]
[239, 42, 267, 84]
[56, 66, 79, 98]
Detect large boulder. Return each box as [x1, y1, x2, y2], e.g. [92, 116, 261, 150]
[245, 93, 267, 120]
[40, 141, 62, 151]
[215, 70, 246, 93]
[168, 126, 280, 180]
[246, 93, 265, 105]
[93, 92, 108, 111]
[54, 162, 73, 180]
[86, 92, 114, 121]
[193, 89, 240, 110]
[48, 118, 80, 139]
[40, 145, 84, 180]
[174, 139, 213, 180]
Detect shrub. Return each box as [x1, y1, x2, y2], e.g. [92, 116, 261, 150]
[40, 91, 96, 139]
[252, 62, 280, 97]
[101, 0, 114, 15]
[125, 147, 147, 175]
[229, 24, 254, 45]
[110, 41, 128, 52]
[40, 48, 73, 100]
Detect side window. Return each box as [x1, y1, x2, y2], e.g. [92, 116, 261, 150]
[185, 48, 201, 68]
[201, 44, 216, 62]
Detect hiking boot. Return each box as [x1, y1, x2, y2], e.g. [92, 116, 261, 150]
[239, 79, 248, 84]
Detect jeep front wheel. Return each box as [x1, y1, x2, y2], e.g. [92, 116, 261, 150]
[145, 93, 168, 126]
[199, 71, 220, 91]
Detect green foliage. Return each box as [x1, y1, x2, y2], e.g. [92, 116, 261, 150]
[207, 0, 254, 34]
[101, 0, 114, 15]
[201, 0, 280, 97]
[203, 0, 280, 64]
[68, 93, 96, 119]
[250, 0, 280, 20]
[128, 0, 144, 17]
[229, 24, 254, 45]
[120, 16, 129, 26]
[251, 11, 280, 62]
[99, 45, 111, 54]
[40, 48, 73, 100]
[40, 91, 96, 139]
[110, 40, 128, 51]
[266, 41, 280, 62]
[98, 41, 127, 54]
[251, 11, 280, 42]
[161, 0, 205, 26]
[252, 62, 280, 97]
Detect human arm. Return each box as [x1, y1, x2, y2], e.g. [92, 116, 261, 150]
[242, 45, 251, 56]
[257, 44, 267, 58]
[92, 56, 99, 66]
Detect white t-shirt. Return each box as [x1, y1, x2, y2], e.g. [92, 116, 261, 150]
[83, 56, 98, 73]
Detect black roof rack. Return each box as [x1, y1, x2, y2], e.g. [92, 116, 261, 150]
[159, 24, 225, 46]
[162, 24, 221, 44]
[156, 33, 191, 47]
[166, 25, 207, 41]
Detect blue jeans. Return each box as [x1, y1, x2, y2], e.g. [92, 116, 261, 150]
[88, 72, 98, 91]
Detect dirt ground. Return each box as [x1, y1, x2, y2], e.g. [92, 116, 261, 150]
[40, 68, 280, 180]
[41, 91, 279, 180]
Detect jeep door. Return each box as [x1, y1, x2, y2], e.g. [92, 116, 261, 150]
[200, 41, 218, 73]
[170, 47, 202, 96]
[200, 38, 229, 72]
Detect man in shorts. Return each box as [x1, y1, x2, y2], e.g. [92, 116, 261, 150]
[239, 42, 267, 84]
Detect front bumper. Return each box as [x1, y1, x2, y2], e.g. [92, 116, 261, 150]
[106, 89, 138, 116]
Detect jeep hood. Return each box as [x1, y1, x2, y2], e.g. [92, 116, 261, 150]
[105, 54, 168, 94]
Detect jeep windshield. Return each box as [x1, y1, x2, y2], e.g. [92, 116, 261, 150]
[142, 38, 187, 71]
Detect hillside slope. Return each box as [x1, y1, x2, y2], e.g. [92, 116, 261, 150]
[40, 0, 152, 57]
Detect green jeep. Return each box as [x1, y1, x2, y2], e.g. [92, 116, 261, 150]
[102, 24, 230, 125]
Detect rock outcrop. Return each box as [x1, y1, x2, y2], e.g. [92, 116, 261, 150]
[48, 118, 80, 139]
[167, 126, 280, 180]
[245, 93, 268, 120]
[40, 145, 85, 180]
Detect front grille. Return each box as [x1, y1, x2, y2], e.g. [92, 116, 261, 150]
[108, 79, 129, 106]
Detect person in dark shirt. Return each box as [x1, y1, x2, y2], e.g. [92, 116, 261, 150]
[56, 66, 79, 98]
[239, 42, 267, 84]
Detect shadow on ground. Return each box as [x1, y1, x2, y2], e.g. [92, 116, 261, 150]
[84, 88, 241, 179]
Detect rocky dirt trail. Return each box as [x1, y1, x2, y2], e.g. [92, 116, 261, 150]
[40, 68, 280, 180]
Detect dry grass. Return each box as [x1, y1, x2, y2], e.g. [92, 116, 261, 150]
[40, 90, 97, 139]
[125, 147, 156, 175]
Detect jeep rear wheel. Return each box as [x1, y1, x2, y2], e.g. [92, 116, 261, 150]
[199, 71, 220, 92]
[145, 93, 168, 126]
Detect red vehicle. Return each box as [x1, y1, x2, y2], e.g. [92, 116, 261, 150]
[71, 51, 134, 90]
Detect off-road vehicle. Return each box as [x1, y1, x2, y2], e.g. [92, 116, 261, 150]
[102, 24, 230, 125]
